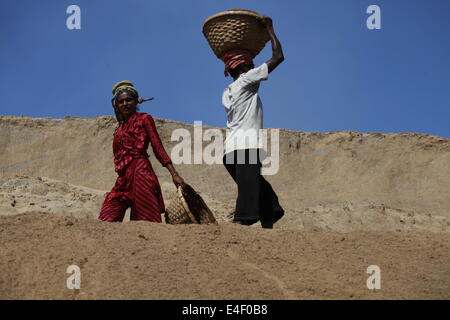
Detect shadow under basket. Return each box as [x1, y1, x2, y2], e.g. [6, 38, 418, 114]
[165, 184, 218, 225]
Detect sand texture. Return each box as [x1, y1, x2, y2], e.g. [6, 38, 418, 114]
[1, 115, 449, 299]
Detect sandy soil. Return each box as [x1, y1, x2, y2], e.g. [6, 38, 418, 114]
[1, 213, 449, 300]
[0, 115, 449, 299]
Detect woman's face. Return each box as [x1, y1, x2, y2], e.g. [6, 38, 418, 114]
[116, 92, 138, 118]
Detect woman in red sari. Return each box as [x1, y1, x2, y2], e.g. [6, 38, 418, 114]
[99, 81, 185, 222]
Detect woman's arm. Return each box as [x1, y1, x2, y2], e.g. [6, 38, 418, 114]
[143, 114, 172, 165]
[165, 163, 185, 187]
[143, 114, 185, 187]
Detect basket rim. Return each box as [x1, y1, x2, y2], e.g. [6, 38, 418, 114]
[203, 9, 264, 31]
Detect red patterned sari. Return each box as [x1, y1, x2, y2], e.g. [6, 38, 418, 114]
[99, 112, 172, 222]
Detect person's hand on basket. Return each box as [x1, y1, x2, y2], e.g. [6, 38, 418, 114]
[165, 163, 186, 188]
[172, 173, 185, 188]
[261, 15, 284, 74]
[261, 16, 273, 30]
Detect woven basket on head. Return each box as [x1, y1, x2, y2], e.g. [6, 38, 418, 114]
[202, 9, 270, 59]
[165, 184, 217, 225]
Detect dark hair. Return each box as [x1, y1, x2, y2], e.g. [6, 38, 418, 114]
[114, 87, 138, 101]
[228, 66, 241, 79]
[228, 63, 255, 79]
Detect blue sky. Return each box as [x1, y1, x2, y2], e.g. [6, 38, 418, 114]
[1, 0, 449, 137]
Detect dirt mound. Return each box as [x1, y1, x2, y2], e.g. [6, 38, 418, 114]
[1, 115, 450, 300]
[1, 213, 449, 300]
[0, 175, 105, 219]
[277, 202, 450, 232]
[1, 116, 449, 233]
[1, 175, 447, 232]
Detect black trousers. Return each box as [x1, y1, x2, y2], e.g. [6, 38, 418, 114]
[223, 149, 284, 229]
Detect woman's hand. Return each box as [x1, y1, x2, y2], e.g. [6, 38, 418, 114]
[165, 163, 185, 188]
[172, 174, 185, 188]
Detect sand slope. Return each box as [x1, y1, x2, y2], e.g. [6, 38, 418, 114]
[1, 213, 449, 300]
[1, 115, 449, 299]
[1, 115, 449, 232]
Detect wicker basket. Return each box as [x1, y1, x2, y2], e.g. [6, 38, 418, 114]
[202, 9, 270, 59]
[165, 184, 217, 225]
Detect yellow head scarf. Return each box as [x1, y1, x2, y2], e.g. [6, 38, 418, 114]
[112, 80, 139, 97]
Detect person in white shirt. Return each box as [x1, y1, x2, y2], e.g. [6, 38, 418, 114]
[221, 17, 285, 228]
